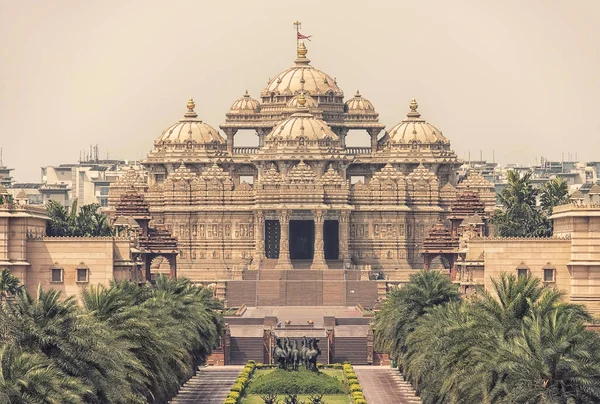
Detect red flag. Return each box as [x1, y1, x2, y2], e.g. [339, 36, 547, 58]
[297, 32, 312, 41]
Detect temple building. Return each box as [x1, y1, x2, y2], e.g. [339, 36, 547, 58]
[113, 38, 497, 287]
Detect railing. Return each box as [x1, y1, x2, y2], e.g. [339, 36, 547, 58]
[233, 147, 259, 155]
[346, 147, 372, 155]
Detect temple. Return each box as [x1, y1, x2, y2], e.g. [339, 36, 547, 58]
[108, 39, 496, 289]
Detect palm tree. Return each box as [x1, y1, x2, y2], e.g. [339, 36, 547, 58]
[6, 286, 138, 403]
[493, 170, 553, 237]
[539, 177, 570, 213]
[373, 270, 460, 363]
[0, 344, 89, 403]
[0, 269, 21, 301]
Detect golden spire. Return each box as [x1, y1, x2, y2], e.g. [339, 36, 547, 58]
[187, 97, 195, 111]
[184, 97, 198, 118]
[297, 41, 308, 59]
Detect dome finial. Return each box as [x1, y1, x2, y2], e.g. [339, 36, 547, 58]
[410, 98, 418, 111]
[295, 41, 310, 65]
[355, 90, 361, 97]
[407, 98, 421, 118]
[244, 89, 249, 97]
[187, 97, 195, 111]
[184, 97, 198, 118]
[297, 92, 307, 107]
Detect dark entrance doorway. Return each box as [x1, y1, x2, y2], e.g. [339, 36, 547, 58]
[265, 220, 280, 259]
[289, 220, 314, 260]
[324, 220, 339, 260]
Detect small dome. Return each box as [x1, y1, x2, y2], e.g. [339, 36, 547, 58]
[229, 90, 260, 113]
[156, 98, 225, 146]
[287, 93, 318, 109]
[267, 96, 338, 142]
[345, 90, 375, 114]
[384, 99, 448, 144]
[261, 42, 343, 97]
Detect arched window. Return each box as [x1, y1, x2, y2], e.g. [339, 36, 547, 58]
[516, 262, 529, 279]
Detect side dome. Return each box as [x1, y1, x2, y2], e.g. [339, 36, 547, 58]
[260, 42, 343, 98]
[382, 99, 448, 145]
[267, 97, 338, 142]
[156, 98, 226, 146]
[344, 90, 375, 114]
[229, 90, 260, 113]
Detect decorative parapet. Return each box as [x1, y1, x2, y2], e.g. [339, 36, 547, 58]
[32, 236, 128, 241]
[470, 236, 571, 241]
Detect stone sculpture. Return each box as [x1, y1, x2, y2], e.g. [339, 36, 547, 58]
[273, 336, 320, 371]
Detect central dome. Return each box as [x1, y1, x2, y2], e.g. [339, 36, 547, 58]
[260, 42, 343, 98]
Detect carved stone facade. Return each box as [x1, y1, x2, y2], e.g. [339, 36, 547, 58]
[114, 40, 497, 282]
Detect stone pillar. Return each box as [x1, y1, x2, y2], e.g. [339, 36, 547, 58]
[311, 210, 327, 269]
[338, 128, 349, 147]
[339, 211, 351, 267]
[256, 128, 269, 148]
[224, 128, 237, 155]
[277, 210, 293, 270]
[168, 255, 177, 279]
[254, 211, 265, 268]
[367, 128, 381, 155]
[223, 326, 231, 366]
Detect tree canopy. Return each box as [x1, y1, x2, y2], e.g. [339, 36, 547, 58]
[0, 269, 223, 403]
[374, 271, 600, 404]
[492, 171, 569, 237]
[46, 200, 113, 237]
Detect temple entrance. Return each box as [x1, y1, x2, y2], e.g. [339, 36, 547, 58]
[289, 220, 314, 260]
[324, 220, 339, 260]
[265, 220, 280, 259]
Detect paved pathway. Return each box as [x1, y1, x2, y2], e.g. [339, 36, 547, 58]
[354, 366, 421, 404]
[170, 366, 242, 404]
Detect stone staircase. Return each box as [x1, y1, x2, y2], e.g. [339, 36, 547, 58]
[353, 367, 421, 404]
[230, 337, 264, 364]
[391, 372, 422, 404]
[170, 366, 241, 404]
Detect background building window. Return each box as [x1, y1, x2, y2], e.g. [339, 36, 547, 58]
[517, 262, 529, 279]
[76, 267, 89, 283]
[543, 269, 555, 282]
[51, 267, 63, 283]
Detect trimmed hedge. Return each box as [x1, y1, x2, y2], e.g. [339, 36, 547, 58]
[223, 361, 256, 403]
[343, 363, 367, 404]
[247, 368, 346, 395]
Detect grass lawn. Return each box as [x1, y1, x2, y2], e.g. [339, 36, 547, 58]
[242, 394, 350, 404]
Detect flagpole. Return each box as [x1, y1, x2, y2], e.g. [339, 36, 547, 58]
[293, 20, 301, 48]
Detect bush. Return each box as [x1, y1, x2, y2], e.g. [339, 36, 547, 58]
[230, 382, 243, 392]
[224, 399, 237, 404]
[247, 368, 347, 395]
[354, 399, 367, 404]
[350, 384, 363, 393]
[227, 391, 240, 400]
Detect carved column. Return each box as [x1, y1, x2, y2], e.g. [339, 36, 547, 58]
[339, 211, 351, 267]
[367, 128, 381, 155]
[254, 211, 265, 268]
[277, 210, 293, 270]
[311, 210, 327, 269]
[168, 254, 177, 279]
[256, 128, 269, 148]
[224, 128, 237, 155]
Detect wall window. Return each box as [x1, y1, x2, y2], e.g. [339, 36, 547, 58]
[76, 267, 89, 283]
[517, 268, 528, 279]
[350, 175, 365, 185]
[99, 186, 109, 196]
[543, 263, 556, 282]
[239, 175, 254, 185]
[51, 267, 63, 283]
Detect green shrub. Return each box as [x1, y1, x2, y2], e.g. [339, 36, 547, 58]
[247, 368, 347, 395]
[354, 399, 367, 404]
[332, 363, 343, 369]
[350, 384, 363, 393]
[248, 360, 256, 364]
[230, 382, 243, 392]
[224, 399, 237, 404]
[227, 391, 240, 400]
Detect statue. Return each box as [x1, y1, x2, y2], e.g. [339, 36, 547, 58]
[273, 336, 321, 371]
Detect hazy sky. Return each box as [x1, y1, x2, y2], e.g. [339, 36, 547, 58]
[1, 0, 599, 182]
